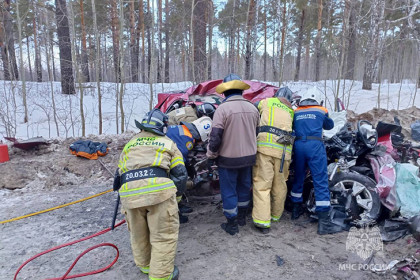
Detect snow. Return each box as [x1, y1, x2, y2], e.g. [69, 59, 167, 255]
[0, 79, 418, 142]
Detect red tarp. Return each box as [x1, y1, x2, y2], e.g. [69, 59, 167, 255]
[155, 80, 279, 113]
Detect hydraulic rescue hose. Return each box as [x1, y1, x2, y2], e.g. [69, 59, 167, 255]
[14, 220, 126, 280]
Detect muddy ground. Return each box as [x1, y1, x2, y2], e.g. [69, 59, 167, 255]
[1, 108, 420, 280]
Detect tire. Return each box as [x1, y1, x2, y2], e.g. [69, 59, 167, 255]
[329, 172, 381, 224]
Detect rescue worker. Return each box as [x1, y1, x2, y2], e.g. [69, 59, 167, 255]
[252, 87, 294, 234]
[290, 87, 342, 235]
[114, 109, 187, 280]
[166, 116, 213, 223]
[207, 73, 260, 235]
[167, 105, 198, 126]
[167, 103, 216, 126]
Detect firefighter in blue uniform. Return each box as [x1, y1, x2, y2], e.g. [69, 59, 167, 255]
[166, 116, 213, 222]
[290, 87, 342, 235]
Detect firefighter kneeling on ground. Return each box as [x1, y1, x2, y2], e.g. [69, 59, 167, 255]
[290, 87, 342, 235]
[252, 87, 294, 234]
[166, 116, 213, 223]
[114, 109, 187, 280]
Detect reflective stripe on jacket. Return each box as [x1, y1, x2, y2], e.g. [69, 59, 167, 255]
[256, 97, 294, 160]
[118, 131, 185, 209]
[166, 124, 194, 163]
[293, 105, 334, 139]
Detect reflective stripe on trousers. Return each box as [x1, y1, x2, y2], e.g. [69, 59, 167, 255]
[119, 181, 176, 197]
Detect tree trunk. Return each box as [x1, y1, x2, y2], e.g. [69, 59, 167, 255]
[314, 0, 323, 82]
[279, 0, 287, 86]
[147, 0, 152, 82]
[26, 36, 33, 81]
[15, 0, 27, 122]
[1, 0, 18, 80]
[228, 0, 236, 73]
[193, 0, 207, 83]
[294, 7, 305, 81]
[92, 0, 102, 134]
[345, 0, 357, 80]
[362, 0, 383, 90]
[111, 0, 120, 82]
[263, 0, 267, 81]
[157, 0, 163, 83]
[164, 0, 170, 82]
[55, 0, 75, 95]
[33, 3, 42, 82]
[129, 0, 138, 82]
[244, 0, 256, 80]
[139, 0, 146, 83]
[80, 0, 90, 82]
[118, 0, 125, 133]
[207, 0, 213, 80]
[149, 0, 155, 110]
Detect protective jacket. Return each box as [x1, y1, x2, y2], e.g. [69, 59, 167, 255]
[256, 97, 294, 160]
[117, 131, 187, 209]
[166, 124, 195, 164]
[69, 140, 108, 160]
[167, 106, 198, 126]
[291, 105, 334, 212]
[206, 94, 259, 168]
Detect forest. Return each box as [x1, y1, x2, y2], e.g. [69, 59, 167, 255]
[0, 0, 419, 137]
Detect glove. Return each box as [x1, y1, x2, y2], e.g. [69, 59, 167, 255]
[207, 158, 216, 171]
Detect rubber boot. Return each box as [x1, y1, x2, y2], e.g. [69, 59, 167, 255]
[291, 203, 305, 220]
[317, 211, 343, 235]
[237, 207, 247, 226]
[221, 217, 239, 235]
[179, 211, 189, 224]
[179, 203, 193, 214]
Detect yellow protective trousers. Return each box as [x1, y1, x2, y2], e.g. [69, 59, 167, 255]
[252, 152, 290, 228]
[124, 195, 179, 280]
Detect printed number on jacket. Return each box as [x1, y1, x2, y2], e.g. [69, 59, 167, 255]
[126, 169, 156, 180]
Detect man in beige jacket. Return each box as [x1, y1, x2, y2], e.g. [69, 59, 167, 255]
[114, 109, 187, 280]
[206, 74, 260, 235]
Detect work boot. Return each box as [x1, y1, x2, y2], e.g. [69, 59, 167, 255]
[255, 226, 270, 234]
[170, 266, 179, 280]
[179, 203, 193, 214]
[291, 203, 305, 220]
[179, 212, 189, 224]
[221, 217, 239, 235]
[317, 211, 343, 235]
[237, 207, 247, 226]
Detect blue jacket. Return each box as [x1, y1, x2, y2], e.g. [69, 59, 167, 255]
[166, 124, 194, 163]
[293, 105, 334, 138]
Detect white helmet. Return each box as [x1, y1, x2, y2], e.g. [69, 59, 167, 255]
[192, 116, 212, 142]
[300, 87, 323, 106]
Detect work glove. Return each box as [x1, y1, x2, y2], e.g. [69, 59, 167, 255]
[207, 158, 216, 172]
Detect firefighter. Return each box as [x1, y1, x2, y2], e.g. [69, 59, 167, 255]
[207, 73, 260, 235]
[166, 116, 213, 223]
[114, 109, 187, 280]
[167, 105, 198, 126]
[252, 87, 294, 234]
[290, 87, 342, 235]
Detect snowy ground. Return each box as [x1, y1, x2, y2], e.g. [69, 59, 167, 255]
[0, 79, 418, 141]
[0, 80, 419, 280]
[0, 133, 418, 280]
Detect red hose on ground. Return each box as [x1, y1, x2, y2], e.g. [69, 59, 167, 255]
[14, 220, 126, 280]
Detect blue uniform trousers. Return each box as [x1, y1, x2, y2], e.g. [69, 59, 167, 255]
[218, 166, 252, 219]
[291, 140, 331, 212]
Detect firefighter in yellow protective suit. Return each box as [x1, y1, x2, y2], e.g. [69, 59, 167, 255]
[114, 109, 187, 280]
[252, 87, 294, 234]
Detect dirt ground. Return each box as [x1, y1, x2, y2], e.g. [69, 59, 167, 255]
[1, 117, 419, 280]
